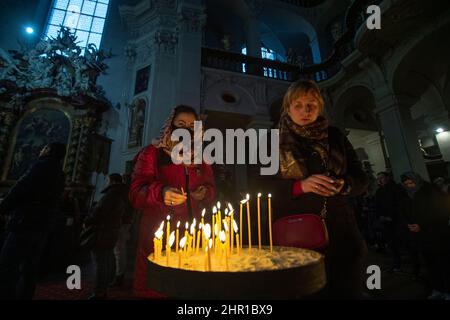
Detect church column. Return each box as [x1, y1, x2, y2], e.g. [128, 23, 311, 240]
[176, 3, 206, 111]
[375, 95, 429, 181]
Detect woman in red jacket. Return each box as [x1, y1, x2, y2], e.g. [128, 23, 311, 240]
[129, 105, 216, 298]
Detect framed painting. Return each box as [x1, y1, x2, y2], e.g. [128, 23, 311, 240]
[6, 107, 70, 181]
[134, 65, 151, 95]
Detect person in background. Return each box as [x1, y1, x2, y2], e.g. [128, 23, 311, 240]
[401, 171, 450, 300]
[374, 171, 406, 271]
[86, 173, 127, 300]
[0, 143, 66, 299]
[110, 174, 135, 288]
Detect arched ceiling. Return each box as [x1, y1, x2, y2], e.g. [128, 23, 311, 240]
[392, 22, 450, 100]
[335, 86, 377, 131]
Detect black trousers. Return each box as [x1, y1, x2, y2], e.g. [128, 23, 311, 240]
[422, 249, 450, 293]
[91, 248, 116, 295]
[324, 205, 368, 299]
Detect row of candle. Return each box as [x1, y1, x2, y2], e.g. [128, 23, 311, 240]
[152, 193, 273, 270]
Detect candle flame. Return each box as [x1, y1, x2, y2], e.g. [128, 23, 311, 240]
[190, 223, 195, 235]
[212, 206, 217, 214]
[179, 236, 187, 249]
[224, 208, 229, 216]
[201, 208, 206, 217]
[158, 221, 165, 231]
[240, 199, 247, 204]
[169, 231, 175, 247]
[246, 194, 250, 200]
[217, 201, 221, 209]
[154, 229, 163, 240]
[203, 223, 211, 239]
[185, 222, 189, 230]
[257, 192, 262, 197]
[233, 220, 238, 232]
[176, 221, 180, 228]
[198, 223, 202, 230]
[219, 230, 226, 243]
[228, 203, 233, 211]
[166, 215, 171, 221]
[223, 220, 229, 232]
[208, 238, 213, 248]
[268, 193, 272, 198]
[192, 218, 197, 228]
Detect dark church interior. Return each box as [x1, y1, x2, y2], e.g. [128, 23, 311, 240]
[0, 0, 450, 303]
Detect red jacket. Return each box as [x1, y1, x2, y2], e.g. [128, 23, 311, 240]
[129, 145, 216, 298]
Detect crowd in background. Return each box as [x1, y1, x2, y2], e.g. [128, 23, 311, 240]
[354, 166, 450, 300]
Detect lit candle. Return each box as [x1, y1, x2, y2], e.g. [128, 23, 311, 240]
[240, 199, 246, 250]
[217, 202, 222, 234]
[190, 218, 197, 251]
[154, 222, 164, 261]
[214, 223, 220, 253]
[196, 223, 202, 253]
[219, 231, 228, 271]
[179, 236, 187, 268]
[175, 221, 180, 253]
[203, 224, 212, 271]
[232, 219, 238, 254]
[257, 193, 262, 250]
[166, 215, 171, 249]
[223, 219, 229, 254]
[184, 222, 190, 253]
[268, 193, 273, 252]
[154, 228, 163, 261]
[166, 231, 175, 266]
[212, 206, 217, 251]
[201, 208, 206, 229]
[224, 208, 229, 253]
[236, 234, 240, 255]
[246, 194, 252, 252]
[228, 203, 234, 253]
[207, 239, 212, 271]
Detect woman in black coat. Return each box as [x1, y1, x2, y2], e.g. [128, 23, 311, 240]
[272, 80, 369, 299]
[401, 171, 450, 299]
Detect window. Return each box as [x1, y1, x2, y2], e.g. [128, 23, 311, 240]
[241, 46, 287, 80]
[45, 0, 110, 52]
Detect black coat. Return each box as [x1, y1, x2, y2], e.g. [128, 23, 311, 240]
[89, 183, 127, 250]
[0, 157, 65, 232]
[256, 126, 369, 298]
[267, 126, 369, 218]
[408, 182, 450, 252]
[375, 180, 406, 223]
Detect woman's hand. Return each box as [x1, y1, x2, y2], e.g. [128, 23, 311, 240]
[301, 174, 340, 197]
[191, 186, 208, 201]
[163, 187, 187, 206]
